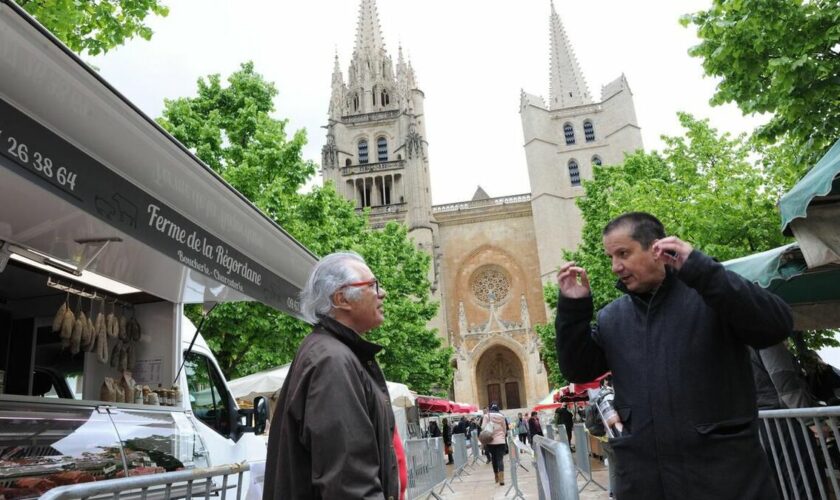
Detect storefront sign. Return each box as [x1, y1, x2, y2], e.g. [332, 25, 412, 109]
[0, 97, 301, 315]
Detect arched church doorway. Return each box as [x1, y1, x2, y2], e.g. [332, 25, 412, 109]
[475, 345, 526, 410]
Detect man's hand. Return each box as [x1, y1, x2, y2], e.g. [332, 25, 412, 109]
[652, 236, 693, 271]
[556, 262, 591, 299]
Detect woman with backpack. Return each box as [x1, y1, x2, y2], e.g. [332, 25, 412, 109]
[480, 403, 509, 486]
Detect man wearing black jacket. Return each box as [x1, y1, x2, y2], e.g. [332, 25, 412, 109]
[554, 212, 792, 500]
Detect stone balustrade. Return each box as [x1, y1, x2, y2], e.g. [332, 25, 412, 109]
[432, 193, 531, 213]
[355, 202, 407, 215]
[341, 159, 405, 176]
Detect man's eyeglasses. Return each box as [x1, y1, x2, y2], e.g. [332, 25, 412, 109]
[338, 278, 380, 296]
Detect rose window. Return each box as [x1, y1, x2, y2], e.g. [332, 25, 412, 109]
[470, 266, 511, 306]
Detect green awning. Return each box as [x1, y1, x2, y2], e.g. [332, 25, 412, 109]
[780, 139, 840, 235]
[778, 139, 840, 268]
[723, 244, 840, 329]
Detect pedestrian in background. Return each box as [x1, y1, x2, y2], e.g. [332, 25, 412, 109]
[264, 252, 398, 499]
[482, 403, 509, 486]
[555, 212, 792, 500]
[555, 404, 574, 444]
[442, 419, 454, 465]
[516, 412, 529, 444]
[453, 416, 469, 436]
[528, 411, 543, 443]
[751, 342, 823, 499]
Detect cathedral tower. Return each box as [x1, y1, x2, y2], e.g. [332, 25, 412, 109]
[521, 2, 644, 281]
[322, 0, 443, 326]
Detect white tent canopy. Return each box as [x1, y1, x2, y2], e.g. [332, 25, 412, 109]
[228, 363, 416, 408]
[228, 363, 291, 402]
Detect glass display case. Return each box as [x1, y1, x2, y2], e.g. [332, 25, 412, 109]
[0, 399, 209, 498]
[0, 400, 122, 498]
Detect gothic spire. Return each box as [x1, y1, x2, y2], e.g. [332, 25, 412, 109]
[548, 1, 591, 109]
[332, 50, 342, 83]
[328, 50, 346, 120]
[353, 0, 386, 58]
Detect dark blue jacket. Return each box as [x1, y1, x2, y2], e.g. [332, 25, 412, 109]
[555, 250, 792, 500]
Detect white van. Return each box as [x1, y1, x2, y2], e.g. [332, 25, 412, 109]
[0, 2, 316, 497]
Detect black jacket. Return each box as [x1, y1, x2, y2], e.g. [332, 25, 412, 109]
[555, 250, 792, 500]
[263, 316, 398, 500]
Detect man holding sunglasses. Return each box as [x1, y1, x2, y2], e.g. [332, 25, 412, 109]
[264, 252, 400, 500]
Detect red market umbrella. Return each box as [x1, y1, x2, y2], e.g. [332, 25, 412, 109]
[416, 396, 451, 413]
[533, 402, 563, 412]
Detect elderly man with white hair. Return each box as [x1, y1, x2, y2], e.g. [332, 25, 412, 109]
[263, 252, 399, 500]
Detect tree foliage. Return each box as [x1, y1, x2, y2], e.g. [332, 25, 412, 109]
[19, 0, 169, 55]
[682, 0, 840, 166]
[160, 63, 452, 394]
[534, 284, 566, 389]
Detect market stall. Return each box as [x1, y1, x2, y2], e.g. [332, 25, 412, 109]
[0, 2, 317, 497]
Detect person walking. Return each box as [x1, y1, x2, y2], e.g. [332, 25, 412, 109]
[263, 252, 398, 500]
[453, 416, 469, 436]
[442, 419, 454, 465]
[515, 413, 529, 444]
[482, 403, 508, 486]
[528, 411, 543, 443]
[554, 212, 792, 500]
[555, 404, 574, 444]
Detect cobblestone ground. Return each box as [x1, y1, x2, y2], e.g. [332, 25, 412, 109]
[440, 452, 611, 499]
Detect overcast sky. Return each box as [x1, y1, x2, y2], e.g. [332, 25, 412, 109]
[91, 0, 766, 205]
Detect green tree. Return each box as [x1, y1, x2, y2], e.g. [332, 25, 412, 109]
[19, 0, 169, 55]
[682, 0, 840, 166]
[534, 284, 566, 389]
[359, 223, 453, 393]
[161, 63, 452, 394]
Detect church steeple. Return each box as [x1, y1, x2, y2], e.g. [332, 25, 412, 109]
[328, 51, 346, 120]
[345, 0, 396, 115]
[353, 0, 386, 59]
[548, 1, 591, 109]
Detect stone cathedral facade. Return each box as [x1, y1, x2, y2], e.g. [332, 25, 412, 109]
[321, 0, 643, 409]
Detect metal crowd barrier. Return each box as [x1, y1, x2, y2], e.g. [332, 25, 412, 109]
[758, 406, 840, 500]
[442, 432, 470, 491]
[533, 435, 579, 500]
[572, 423, 606, 493]
[506, 434, 526, 499]
[406, 437, 449, 500]
[40, 462, 250, 500]
[469, 429, 484, 466]
[556, 424, 569, 445]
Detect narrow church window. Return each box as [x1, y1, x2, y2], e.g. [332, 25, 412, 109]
[352, 93, 360, 111]
[358, 139, 369, 164]
[568, 159, 581, 186]
[592, 155, 602, 166]
[584, 120, 595, 142]
[377, 137, 388, 162]
[372, 86, 377, 106]
[564, 123, 575, 145]
[345, 158, 352, 167]
[381, 89, 390, 106]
